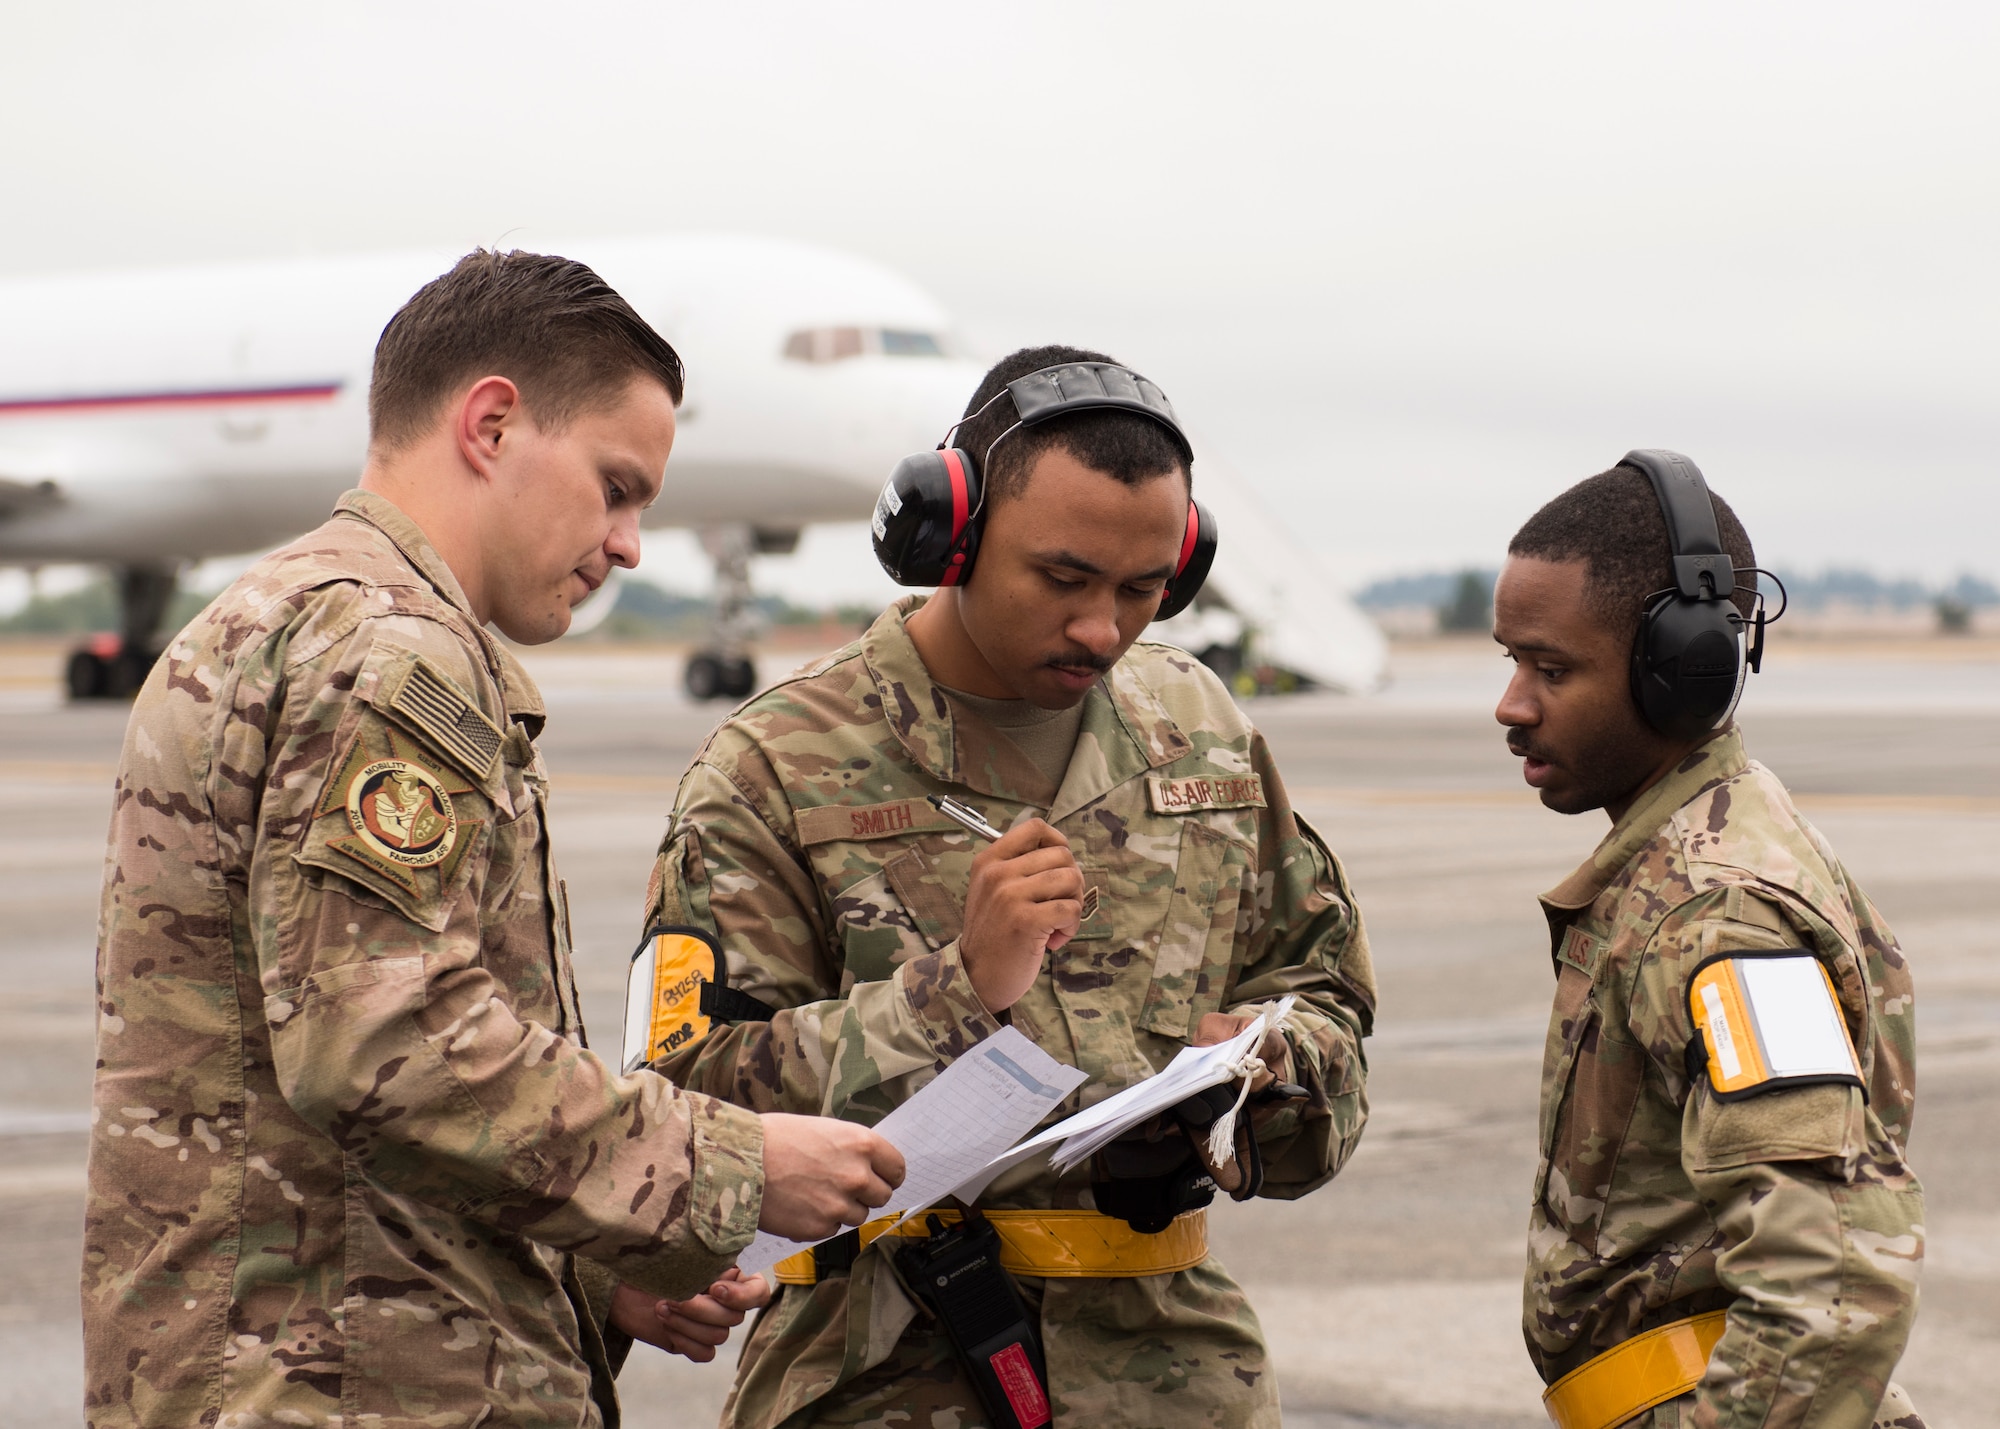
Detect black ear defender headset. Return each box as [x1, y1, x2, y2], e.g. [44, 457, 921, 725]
[1620, 448, 1787, 739]
[871, 362, 1218, 620]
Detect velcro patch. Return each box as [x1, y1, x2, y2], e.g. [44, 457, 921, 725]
[1146, 774, 1266, 815]
[795, 799, 962, 846]
[300, 724, 480, 924]
[1557, 926, 1604, 977]
[378, 655, 504, 780]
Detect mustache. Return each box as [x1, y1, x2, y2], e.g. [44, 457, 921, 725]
[1042, 650, 1114, 674]
[1505, 727, 1552, 762]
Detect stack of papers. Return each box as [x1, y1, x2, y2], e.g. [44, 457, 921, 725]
[735, 1027, 1087, 1280]
[940, 996, 1294, 1206]
[733, 999, 1294, 1278]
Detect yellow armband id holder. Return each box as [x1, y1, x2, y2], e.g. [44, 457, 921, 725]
[620, 925, 777, 1074]
[1685, 949, 1864, 1101]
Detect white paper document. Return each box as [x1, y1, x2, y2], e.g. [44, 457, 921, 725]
[735, 1026, 1088, 1279]
[733, 999, 1294, 1279]
[943, 996, 1296, 1205]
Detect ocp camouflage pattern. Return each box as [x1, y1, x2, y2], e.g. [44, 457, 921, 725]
[645, 597, 1377, 1428]
[83, 491, 766, 1429]
[1529, 729, 1924, 1427]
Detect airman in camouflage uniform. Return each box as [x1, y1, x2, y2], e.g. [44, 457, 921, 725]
[1528, 731, 1924, 1427]
[1497, 458, 1923, 1428]
[83, 491, 769, 1428]
[644, 595, 1376, 1428]
[82, 247, 909, 1426]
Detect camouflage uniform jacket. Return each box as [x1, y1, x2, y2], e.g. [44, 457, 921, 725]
[1528, 729, 1923, 1427]
[646, 597, 1376, 1429]
[83, 490, 766, 1429]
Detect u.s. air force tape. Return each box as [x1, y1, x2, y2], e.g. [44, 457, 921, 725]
[1685, 949, 1864, 1101]
[620, 926, 778, 1074]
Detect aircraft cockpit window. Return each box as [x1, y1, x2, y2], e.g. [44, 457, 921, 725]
[879, 329, 944, 357]
[782, 326, 948, 363]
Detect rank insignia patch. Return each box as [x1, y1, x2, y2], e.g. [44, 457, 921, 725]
[346, 759, 458, 867]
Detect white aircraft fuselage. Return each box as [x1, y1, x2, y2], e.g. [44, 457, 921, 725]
[0, 235, 972, 563]
[0, 234, 1387, 692]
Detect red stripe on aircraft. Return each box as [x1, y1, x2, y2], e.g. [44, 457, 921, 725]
[0, 381, 344, 416]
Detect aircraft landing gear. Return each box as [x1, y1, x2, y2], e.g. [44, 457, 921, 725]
[65, 562, 180, 701]
[682, 651, 758, 702]
[682, 524, 796, 702]
[66, 635, 156, 700]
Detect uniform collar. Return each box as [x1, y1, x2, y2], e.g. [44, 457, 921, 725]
[861, 597, 1191, 816]
[1539, 726, 1749, 913]
[334, 489, 478, 618]
[331, 488, 547, 734]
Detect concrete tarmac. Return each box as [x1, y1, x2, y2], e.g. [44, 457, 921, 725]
[2, 634, 1995, 1428]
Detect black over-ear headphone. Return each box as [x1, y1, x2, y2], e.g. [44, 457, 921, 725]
[1620, 448, 1782, 739]
[871, 361, 1217, 621]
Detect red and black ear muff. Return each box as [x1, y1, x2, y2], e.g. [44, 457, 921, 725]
[1155, 500, 1216, 621]
[877, 361, 1214, 598]
[871, 447, 986, 588]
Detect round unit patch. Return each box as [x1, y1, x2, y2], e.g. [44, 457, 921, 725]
[346, 759, 458, 867]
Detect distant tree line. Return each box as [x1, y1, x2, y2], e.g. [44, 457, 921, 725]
[1357, 567, 2000, 613]
[0, 574, 880, 640]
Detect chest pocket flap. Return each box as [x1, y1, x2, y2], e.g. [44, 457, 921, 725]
[1136, 819, 1250, 1041]
[882, 844, 965, 950]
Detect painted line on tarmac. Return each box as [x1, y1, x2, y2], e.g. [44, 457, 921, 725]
[0, 1164, 84, 1197]
[1290, 786, 2000, 814]
[0, 1111, 90, 1136]
[0, 760, 116, 784]
[12, 767, 1997, 815]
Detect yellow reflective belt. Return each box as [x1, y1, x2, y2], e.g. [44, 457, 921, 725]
[772, 1208, 1208, 1284]
[1543, 1312, 1728, 1429]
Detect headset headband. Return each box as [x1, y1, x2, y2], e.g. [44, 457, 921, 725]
[999, 362, 1195, 465]
[1618, 449, 1735, 601]
[945, 361, 1195, 475]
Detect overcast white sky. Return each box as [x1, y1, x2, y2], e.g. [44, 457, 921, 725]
[4, 1, 1996, 598]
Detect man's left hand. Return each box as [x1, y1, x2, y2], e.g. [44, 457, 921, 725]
[1193, 1012, 1290, 1094]
[610, 1268, 772, 1362]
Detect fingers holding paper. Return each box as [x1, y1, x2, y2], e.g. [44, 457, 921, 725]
[1193, 1011, 1291, 1094]
[759, 1114, 907, 1242]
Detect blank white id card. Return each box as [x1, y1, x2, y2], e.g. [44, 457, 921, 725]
[1688, 950, 1863, 1099]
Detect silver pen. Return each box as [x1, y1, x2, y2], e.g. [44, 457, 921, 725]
[927, 796, 1100, 920]
[927, 794, 1006, 842]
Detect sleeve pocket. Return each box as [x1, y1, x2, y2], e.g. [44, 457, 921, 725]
[1691, 1082, 1863, 1172]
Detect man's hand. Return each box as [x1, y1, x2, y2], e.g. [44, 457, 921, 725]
[758, 1113, 906, 1241]
[959, 818, 1084, 1012]
[1193, 1011, 1291, 1094]
[610, 1268, 771, 1362]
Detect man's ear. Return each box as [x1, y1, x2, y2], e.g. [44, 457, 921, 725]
[453, 375, 523, 483]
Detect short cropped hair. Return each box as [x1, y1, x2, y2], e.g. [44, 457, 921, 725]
[955, 345, 1190, 502]
[1509, 466, 1758, 639]
[368, 249, 685, 452]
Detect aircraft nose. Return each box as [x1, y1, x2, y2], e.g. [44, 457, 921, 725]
[857, 356, 989, 452]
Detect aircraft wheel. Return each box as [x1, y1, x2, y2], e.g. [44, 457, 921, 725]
[66, 649, 111, 701]
[718, 657, 757, 700]
[108, 647, 159, 698]
[684, 652, 724, 701]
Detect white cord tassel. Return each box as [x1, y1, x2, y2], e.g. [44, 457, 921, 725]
[1205, 1052, 1265, 1168]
